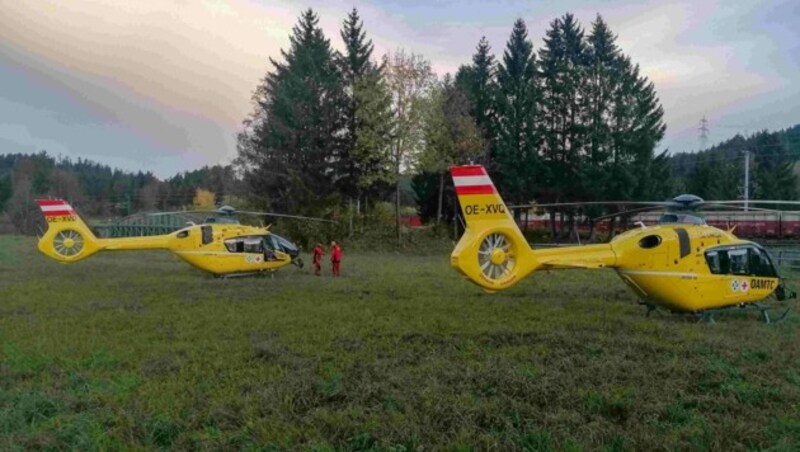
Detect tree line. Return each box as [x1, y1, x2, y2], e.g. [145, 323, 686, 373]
[0, 152, 241, 233]
[2, 8, 798, 240]
[670, 125, 800, 201]
[236, 9, 670, 240]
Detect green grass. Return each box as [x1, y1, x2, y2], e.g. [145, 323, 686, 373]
[2, 235, 800, 449]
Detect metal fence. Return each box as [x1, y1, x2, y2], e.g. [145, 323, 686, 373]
[771, 249, 800, 270]
[92, 213, 190, 238]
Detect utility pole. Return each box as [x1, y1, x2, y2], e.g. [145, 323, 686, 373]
[743, 150, 750, 211]
[698, 116, 710, 149]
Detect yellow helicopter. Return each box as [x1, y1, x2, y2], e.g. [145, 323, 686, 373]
[449, 165, 796, 322]
[35, 199, 330, 278]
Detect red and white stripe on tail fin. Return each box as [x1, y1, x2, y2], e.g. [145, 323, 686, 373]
[450, 165, 514, 224]
[452, 165, 497, 196]
[35, 198, 100, 262]
[36, 199, 77, 219]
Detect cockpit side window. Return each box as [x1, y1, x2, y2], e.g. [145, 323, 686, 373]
[706, 251, 721, 274]
[729, 249, 749, 275]
[705, 250, 730, 275]
[705, 246, 777, 277]
[749, 247, 777, 277]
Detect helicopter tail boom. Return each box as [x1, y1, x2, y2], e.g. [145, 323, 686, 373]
[450, 165, 540, 291]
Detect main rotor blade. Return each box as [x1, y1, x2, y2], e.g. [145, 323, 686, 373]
[236, 211, 337, 223]
[148, 210, 215, 216]
[699, 203, 783, 213]
[592, 205, 665, 222]
[703, 200, 800, 206]
[508, 201, 673, 209]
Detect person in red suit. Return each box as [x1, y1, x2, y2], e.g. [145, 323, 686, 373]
[312, 243, 324, 276]
[330, 241, 342, 277]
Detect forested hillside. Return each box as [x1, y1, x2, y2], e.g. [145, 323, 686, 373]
[669, 125, 800, 200]
[0, 152, 241, 233]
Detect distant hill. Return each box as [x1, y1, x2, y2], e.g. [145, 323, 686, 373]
[0, 152, 241, 233]
[667, 124, 800, 200]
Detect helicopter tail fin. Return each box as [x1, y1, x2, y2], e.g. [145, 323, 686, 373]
[450, 165, 539, 291]
[36, 199, 102, 263]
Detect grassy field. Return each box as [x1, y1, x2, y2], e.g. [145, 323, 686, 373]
[2, 235, 800, 450]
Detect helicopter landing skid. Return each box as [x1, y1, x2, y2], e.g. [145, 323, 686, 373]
[214, 270, 276, 280]
[693, 303, 790, 325]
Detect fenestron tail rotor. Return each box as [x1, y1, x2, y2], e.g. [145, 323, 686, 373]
[478, 232, 516, 281]
[448, 164, 540, 291]
[53, 229, 85, 257]
[36, 199, 102, 263]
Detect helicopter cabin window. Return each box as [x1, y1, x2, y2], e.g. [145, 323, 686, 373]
[638, 235, 662, 249]
[243, 237, 264, 253]
[224, 236, 264, 253]
[704, 246, 777, 277]
[729, 249, 749, 275]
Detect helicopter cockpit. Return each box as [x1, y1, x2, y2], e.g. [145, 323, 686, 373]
[704, 244, 777, 277]
[704, 243, 794, 300]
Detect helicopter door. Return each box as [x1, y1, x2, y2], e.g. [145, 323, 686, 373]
[201, 225, 213, 245]
[262, 235, 283, 261]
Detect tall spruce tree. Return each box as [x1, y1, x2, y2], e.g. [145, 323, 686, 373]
[337, 8, 391, 203]
[352, 71, 394, 198]
[539, 14, 588, 203]
[237, 9, 346, 213]
[584, 15, 619, 202]
[493, 18, 540, 205]
[612, 55, 666, 201]
[455, 36, 496, 161]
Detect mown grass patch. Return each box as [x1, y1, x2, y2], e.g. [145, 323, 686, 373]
[2, 235, 800, 448]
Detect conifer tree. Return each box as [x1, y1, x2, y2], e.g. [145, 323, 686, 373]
[583, 15, 619, 202]
[337, 8, 392, 202]
[539, 14, 588, 204]
[493, 18, 540, 204]
[237, 9, 346, 213]
[455, 36, 496, 157]
[752, 131, 798, 200]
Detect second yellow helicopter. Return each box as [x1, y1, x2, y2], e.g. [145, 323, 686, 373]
[449, 165, 795, 321]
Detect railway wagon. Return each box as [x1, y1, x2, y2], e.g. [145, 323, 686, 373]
[515, 211, 800, 239]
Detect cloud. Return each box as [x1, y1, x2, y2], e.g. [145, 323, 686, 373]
[0, 0, 298, 128]
[0, 0, 797, 175]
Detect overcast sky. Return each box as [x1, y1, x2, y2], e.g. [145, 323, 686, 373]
[1, 0, 797, 178]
